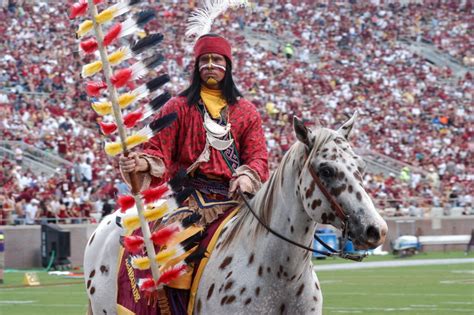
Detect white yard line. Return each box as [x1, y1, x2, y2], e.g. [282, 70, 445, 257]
[314, 258, 474, 271]
[325, 306, 473, 313]
[0, 300, 36, 304]
[0, 301, 85, 308]
[323, 292, 474, 297]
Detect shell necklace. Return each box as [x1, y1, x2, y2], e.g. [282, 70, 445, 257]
[203, 107, 233, 150]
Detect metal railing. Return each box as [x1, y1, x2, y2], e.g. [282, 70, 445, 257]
[0, 146, 57, 176]
[0, 89, 66, 96]
[0, 216, 100, 225]
[1, 207, 472, 226]
[355, 148, 428, 177]
[0, 141, 73, 169]
[398, 38, 471, 78]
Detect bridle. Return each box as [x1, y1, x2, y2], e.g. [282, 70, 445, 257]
[239, 145, 367, 262]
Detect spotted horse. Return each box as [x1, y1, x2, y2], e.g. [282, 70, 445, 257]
[84, 112, 387, 314]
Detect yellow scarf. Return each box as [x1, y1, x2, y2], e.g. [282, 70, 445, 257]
[200, 85, 227, 119]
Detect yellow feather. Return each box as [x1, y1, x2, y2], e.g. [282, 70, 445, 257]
[91, 101, 112, 116]
[82, 61, 103, 78]
[107, 48, 128, 66]
[122, 215, 141, 231]
[144, 203, 170, 222]
[167, 226, 204, 247]
[160, 246, 197, 271]
[125, 134, 149, 149]
[95, 7, 117, 24]
[155, 247, 183, 265]
[131, 256, 150, 270]
[118, 92, 137, 108]
[77, 20, 93, 37]
[104, 142, 124, 157]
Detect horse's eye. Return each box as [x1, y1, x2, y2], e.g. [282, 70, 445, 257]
[319, 166, 334, 178]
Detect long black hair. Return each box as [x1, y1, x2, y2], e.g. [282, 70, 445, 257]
[179, 37, 242, 106]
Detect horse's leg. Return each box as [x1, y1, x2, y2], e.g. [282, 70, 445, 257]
[84, 213, 122, 315]
[86, 299, 93, 315]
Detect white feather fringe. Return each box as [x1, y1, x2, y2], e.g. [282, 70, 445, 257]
[185, 0, 249, 39]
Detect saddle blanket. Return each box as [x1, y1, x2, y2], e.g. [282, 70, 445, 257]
[116, 205, 240, 315]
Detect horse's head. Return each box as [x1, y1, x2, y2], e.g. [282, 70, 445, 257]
[293, 113, 387, 250]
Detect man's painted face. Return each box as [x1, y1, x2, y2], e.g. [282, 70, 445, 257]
[198, 53, 226, 88]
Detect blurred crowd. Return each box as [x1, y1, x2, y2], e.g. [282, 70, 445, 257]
[0, 0, 472, 224]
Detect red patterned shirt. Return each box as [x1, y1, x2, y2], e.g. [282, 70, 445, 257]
[143, 96, 269, 186]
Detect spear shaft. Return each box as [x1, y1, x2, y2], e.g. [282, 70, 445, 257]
[86, 0, 161, 284]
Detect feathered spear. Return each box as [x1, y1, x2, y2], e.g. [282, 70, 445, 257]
[83, 0, 170, 298]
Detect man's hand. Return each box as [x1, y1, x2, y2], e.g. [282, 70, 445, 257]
[119, 152, 149, 174]
[229, 175, 253, 197]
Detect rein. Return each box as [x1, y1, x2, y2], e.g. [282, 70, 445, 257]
[238, 192, 365, 262]
[237, 147, 367, 262]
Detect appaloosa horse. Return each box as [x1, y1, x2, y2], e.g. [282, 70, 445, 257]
[84, 113, 387, 314]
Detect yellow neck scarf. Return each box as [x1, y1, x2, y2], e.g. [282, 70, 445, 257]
[200, 85, 227, 119]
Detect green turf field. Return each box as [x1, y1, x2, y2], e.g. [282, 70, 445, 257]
[0, 272, 86, 315]
[0, 252, 472, 315]
[319, 264, 474, 314]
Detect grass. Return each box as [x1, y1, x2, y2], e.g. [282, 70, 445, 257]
[319, 263, 474, 314]
[0, 252, 472, 315]
[312, 250, 470, 265]
[0, 270, 86, 315]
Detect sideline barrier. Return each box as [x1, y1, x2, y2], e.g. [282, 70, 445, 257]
[2, 217, 474, 268]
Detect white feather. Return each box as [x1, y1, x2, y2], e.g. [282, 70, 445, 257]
[132, 83, 148, 98]
[121, 17, 140, 37]
[130, 60, 148, 79]
[135, 125, 153, 137]
[185, 0, 249, 39]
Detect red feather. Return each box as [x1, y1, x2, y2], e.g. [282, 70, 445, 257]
[123, 235, 144, 254]
[138, 277, 156, 292]
[123, 110, 144, 128]
[85, 81, 107, 97]
[69, 0, 88, 19]
[80, 38, 98, 54]
[141, 185, 169, 204]
[118, 195, 135, 213]
[126, 81, 136, 90]
[93, 0, 104, 3]
[111, 68, 132, 88]
[103, 23, 122, 46]
[98, 121, 117, 135]
[158, 264, 187, 285]
[150, 225, 180, 246]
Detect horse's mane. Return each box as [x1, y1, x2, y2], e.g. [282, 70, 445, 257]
[219, 147, 293, 249]
[220, 128, 336, 249]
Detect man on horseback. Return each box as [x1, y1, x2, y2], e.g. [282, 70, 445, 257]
[120, 33, 269, 204]
[118, 33, 269, 313]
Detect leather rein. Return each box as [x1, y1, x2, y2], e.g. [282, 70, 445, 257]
[238, 148, 367, 262]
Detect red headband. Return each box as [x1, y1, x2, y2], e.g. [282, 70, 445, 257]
[193, 36, 232, 62]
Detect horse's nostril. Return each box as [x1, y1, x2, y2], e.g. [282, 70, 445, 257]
[366, 225, 380, 242]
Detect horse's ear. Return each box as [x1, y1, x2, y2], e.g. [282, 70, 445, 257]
[337, 110, 358, 139]
[293, 116, 311, 147]
[314, 117, 322, 128]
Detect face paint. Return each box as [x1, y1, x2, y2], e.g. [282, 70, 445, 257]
[198, 54, 227, 87]
[199, 63, 227, 72]
[208, 54, 213, 70]
[199, 55, 226, 72]
[206, 77, 218, 85]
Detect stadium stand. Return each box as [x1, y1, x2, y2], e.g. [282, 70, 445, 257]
[0, 0, 472, 225]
